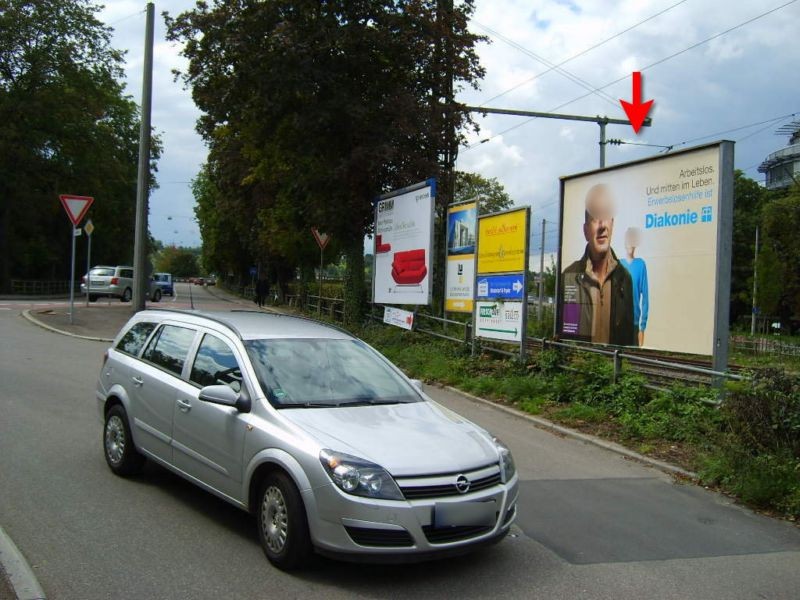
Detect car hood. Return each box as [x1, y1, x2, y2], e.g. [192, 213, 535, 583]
[280, 400, 498, 476]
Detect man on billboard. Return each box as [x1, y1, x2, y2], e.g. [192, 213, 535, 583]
[562, 184, 636, 346]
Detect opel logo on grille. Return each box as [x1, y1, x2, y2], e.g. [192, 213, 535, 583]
[455, 475, 470, 494]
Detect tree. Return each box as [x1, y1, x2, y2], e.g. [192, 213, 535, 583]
[759, 185, 800, 324]
[154, 245, 199, 278]
[0, 0, 160, 291]
[167, 0, 485, 321]
[454, 171, 513, 215]
[729, 170, 767, 324]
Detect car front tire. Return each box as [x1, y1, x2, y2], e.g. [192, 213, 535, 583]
[103, 405, 145, 476]
[257, 472, 312, 570]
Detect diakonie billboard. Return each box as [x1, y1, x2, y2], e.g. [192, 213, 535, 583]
[557, 142, 733, 356]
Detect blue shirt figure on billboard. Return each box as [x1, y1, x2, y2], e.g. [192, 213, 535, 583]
[620, 227, 649, 347]
[561, 184, 636, 346]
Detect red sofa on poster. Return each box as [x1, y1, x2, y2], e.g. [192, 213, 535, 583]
[391, 249, 427, 285]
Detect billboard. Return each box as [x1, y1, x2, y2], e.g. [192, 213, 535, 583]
[474, 206, 530, 351]
[477, 208, 527, 274]
[445, 201, 477, 312]
[557, 142, 733, 356]
[373, 180, 435, 305]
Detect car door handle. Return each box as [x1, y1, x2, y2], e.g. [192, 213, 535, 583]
[131, 376, 144, 387]
[177, 399, 192, 412]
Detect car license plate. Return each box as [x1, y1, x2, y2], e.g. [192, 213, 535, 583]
[433, 500, 496, 528]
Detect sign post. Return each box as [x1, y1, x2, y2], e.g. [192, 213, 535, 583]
[59, 195, 94, 324]
[311, 228, 330, 316]
[84, 219, 94, 307]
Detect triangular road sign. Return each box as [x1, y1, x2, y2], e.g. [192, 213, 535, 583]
[311, 227, 330, 250]
[59, 194, 94, 226]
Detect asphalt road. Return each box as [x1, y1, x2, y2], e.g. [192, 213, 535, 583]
[1, 284, 799, 599]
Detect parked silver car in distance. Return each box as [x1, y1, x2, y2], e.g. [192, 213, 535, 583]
[97, 309, 518, 569]
[81, 265, 162, 303]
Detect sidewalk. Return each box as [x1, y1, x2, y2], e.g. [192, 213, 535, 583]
[23, 304, 134, 342]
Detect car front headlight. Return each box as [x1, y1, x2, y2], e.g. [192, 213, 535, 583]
[493, 437, 516, 483]
[319, 450, 404, 501]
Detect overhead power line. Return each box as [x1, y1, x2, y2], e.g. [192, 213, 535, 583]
[477, 0, 690, 107]
[465, 0, 799, 149]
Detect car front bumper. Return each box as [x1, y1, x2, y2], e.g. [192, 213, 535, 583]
[303, 475, 518, 561]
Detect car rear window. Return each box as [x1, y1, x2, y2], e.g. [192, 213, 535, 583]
[116, 322, 157, 356]
[90, 268, 114, 277]
[119, 269, 133, 278]
[142, 325, 196, 376]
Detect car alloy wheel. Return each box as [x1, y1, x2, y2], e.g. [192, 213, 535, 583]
[105, 415, 126, 465]
[261, 485, 289, 554]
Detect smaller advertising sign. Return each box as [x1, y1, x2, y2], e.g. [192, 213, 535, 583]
[445, 202, 477, 313]
[475, 301, 524, 342]
[477, 208, 528, 274]
[476, 274, 525, 300]
[384, 306, 415, 331]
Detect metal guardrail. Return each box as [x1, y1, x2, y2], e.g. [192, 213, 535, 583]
[10, 280, 72, 295]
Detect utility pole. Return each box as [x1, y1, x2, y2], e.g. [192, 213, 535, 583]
[538, 218, 546, 323]
[132, 2, 154, 312]
[751, 225, 759, 335]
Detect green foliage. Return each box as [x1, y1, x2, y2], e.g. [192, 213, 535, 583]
[153, 246, 200, 278]
[552, 403, 607, 425]
[454, 171, 513, 214]
[759, 186, 800, 323]
[0, 0, 161, 290]
[730, 170, 767, 323]
[167, 1, 487, 316]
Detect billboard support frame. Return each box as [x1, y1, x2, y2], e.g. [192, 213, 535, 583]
[712, 141, 734, 379]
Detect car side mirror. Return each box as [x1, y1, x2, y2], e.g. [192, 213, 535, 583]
[199, 384, 250, 413]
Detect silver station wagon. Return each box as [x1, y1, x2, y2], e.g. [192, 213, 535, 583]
[98, 310, 518, 569]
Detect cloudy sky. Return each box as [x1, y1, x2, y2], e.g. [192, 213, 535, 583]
[100, 0, 800, 252]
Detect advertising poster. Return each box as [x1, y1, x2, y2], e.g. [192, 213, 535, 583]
[475, 301, 524, 342]
[373, 180, 434, 305]
[477, 208, 528, 274]
[383, 306, 415, 330]
[445, 202, 477, 312]
[558, 143, 730, 355]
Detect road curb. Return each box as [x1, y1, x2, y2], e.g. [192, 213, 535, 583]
[0, 525, 46, 600]
[439, 384, 699, 481]
[21, 310, 113, 343]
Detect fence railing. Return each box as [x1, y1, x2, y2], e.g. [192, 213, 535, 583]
[730, 335, 800, 357]
[9, 280, 72, 295]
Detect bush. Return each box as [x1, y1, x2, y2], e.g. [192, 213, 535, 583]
[702, 370, 800, 516]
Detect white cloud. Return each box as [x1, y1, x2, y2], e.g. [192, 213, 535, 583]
[101, 0, 800, 249]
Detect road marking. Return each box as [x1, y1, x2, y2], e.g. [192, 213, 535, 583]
[0, 308, 10, 311]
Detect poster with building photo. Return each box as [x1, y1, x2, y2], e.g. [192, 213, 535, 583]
[373, 180, 435, 305]
[557, 142, 733, 356]
[445, 201, 477, 312]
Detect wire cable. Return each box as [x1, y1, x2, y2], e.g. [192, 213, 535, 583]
[477, 0, 690, 107]
[465, 0, 799, 150]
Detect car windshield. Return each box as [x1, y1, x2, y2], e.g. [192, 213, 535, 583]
[244, 338, 421, 408]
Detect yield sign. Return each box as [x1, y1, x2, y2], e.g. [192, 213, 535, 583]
[59, 194, 94, 226]
[311, 227, 330, 250]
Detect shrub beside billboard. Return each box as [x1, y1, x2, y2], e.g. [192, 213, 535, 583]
[557, 142, 733, 356]
[445, 201, 477, 312]
[373, 180, 435, 305]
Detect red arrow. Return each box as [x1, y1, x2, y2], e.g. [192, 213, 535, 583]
[619, 71, 653, 134]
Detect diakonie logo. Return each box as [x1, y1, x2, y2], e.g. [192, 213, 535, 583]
[645, 206, 713, 229]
